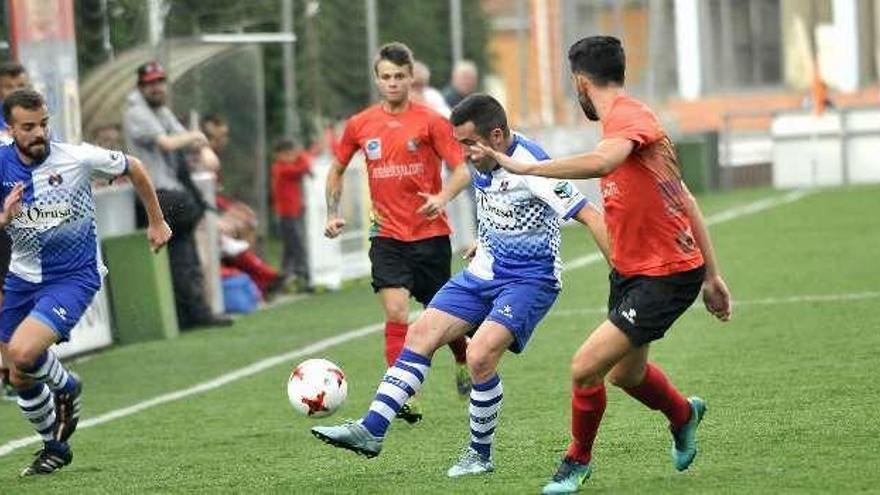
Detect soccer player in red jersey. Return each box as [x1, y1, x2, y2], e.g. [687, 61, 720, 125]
[325, 42, 473, 421]
[478, 36, 732, 493]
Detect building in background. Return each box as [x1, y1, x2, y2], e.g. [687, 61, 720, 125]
[483, 0, 880, 132]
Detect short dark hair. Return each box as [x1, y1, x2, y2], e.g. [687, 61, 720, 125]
[2, 88, 45, 124]
[273, 137, 297, 153]
[200, 113, 226, 130]
[568, 36, 625, 86]
[373, 42, 414, 75]
[450, 93, 509, 138]
[0, 61, 26, 79]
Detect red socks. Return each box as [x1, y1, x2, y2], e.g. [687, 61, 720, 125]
[228, 250, 278, 292]
[383, 323, 467, 367]
[622, 363, 691, 429]
[384, 321, 408, 366]
[447, 336, 468, 364]
[565, 363, 690, 465]
[566, 383, 606, 465]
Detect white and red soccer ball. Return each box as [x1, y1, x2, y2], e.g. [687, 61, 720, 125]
[287, 358, 348, 418]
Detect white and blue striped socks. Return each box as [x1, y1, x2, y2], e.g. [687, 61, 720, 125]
[17, 384, 58, 443]
[22, 350, 77, 394]
[360, 348, 431, 438]
[469, 374, 503, 460]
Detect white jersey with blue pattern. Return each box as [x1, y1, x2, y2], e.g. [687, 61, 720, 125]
[0, 141, 128, 285]
[468, 133, 588, 288]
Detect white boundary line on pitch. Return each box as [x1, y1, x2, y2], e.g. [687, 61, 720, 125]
[0, 189, 811, 458]
[548, 290, 880, 318]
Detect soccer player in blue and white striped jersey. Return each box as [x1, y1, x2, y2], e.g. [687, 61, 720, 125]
[0, 89, 171, 477]
[312, 94, 610, 479]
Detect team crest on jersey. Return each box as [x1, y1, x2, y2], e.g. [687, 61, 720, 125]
[553, 181, 573, 199]
[48, 173, 64, 187]
[406, 138, 419, 153]
[365, 138, 382, 160]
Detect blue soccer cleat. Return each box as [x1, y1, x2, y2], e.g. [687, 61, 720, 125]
[311, 420, 383, 458]
[671, 396, 707, 471]
[542, 457, 592, 494]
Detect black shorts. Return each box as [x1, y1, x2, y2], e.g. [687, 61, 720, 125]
[0, 229, 10, 287]
[369, 236, 451, 305]
[607, 265, 706, 347]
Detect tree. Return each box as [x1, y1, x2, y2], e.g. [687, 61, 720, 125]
[73, 0, 490, 144]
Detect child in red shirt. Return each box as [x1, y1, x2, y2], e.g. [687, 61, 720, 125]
[271, 139, 312, 291]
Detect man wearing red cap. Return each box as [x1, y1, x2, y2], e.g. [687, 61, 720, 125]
[123, 61, 232, 328]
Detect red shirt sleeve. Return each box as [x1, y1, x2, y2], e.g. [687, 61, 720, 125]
[333, 117, 360, 166]
[276, 154, 312, 179]
[428, 113, 464, 168]
[603, 98, 662, 149]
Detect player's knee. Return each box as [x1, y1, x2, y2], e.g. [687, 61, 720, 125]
[6, 344, 39, 374]
[385, 306, 409, 323]
[608, 368, 641, 389]
[466, 345, 497, 383]
[383, 298, 409, 323]
[8, 368, 33, 390]
[403, 319, 440, 354]
[571, 356, 603, 387]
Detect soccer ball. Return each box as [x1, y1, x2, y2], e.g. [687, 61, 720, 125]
[287, 358, 348, 418]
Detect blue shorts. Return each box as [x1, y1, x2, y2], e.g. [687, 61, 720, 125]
[428, 270, 559, 354]
[0, 272, 100, 344]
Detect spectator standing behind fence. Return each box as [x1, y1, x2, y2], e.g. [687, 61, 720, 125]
[412, 60, 451, 118]
[200, 114, 284, 300]
[91, 124, 124, 152]
[200, 114, 259, 248]
[123, 61, 232, 329]
[442, 60, 480, 231]
[272, 138, 312, 293]
[442, 60, 479, 109]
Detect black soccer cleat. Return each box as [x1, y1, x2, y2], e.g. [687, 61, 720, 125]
[54, 373, 82, 443]
[20, 447, 73, 477]
[395, 400, 423, 424]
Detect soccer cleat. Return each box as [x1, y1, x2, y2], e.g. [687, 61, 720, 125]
[455, 363, 472, 399]
[54, 373, 82, 443]
[671, 396, 707, 471]
[20, 446, 72, 477]
[311, 421, 383, 458]
[2, 381, 17, 401]
[446, 447, 494, 477]
[541, 457, 592, 494]
[395, 399, 423, 424]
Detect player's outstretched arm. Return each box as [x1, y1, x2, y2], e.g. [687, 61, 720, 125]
[126, 156, 172, 252]
[681, 185, 732, 321]
[417, 163, 471, 218]
[473, 138, 633, 179]
[324, 158, 347, 238]
[573, 203, 611, 264]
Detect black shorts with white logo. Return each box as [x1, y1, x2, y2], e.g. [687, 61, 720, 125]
[369, 236, 451, 305]
[607, 265, 706, 347]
